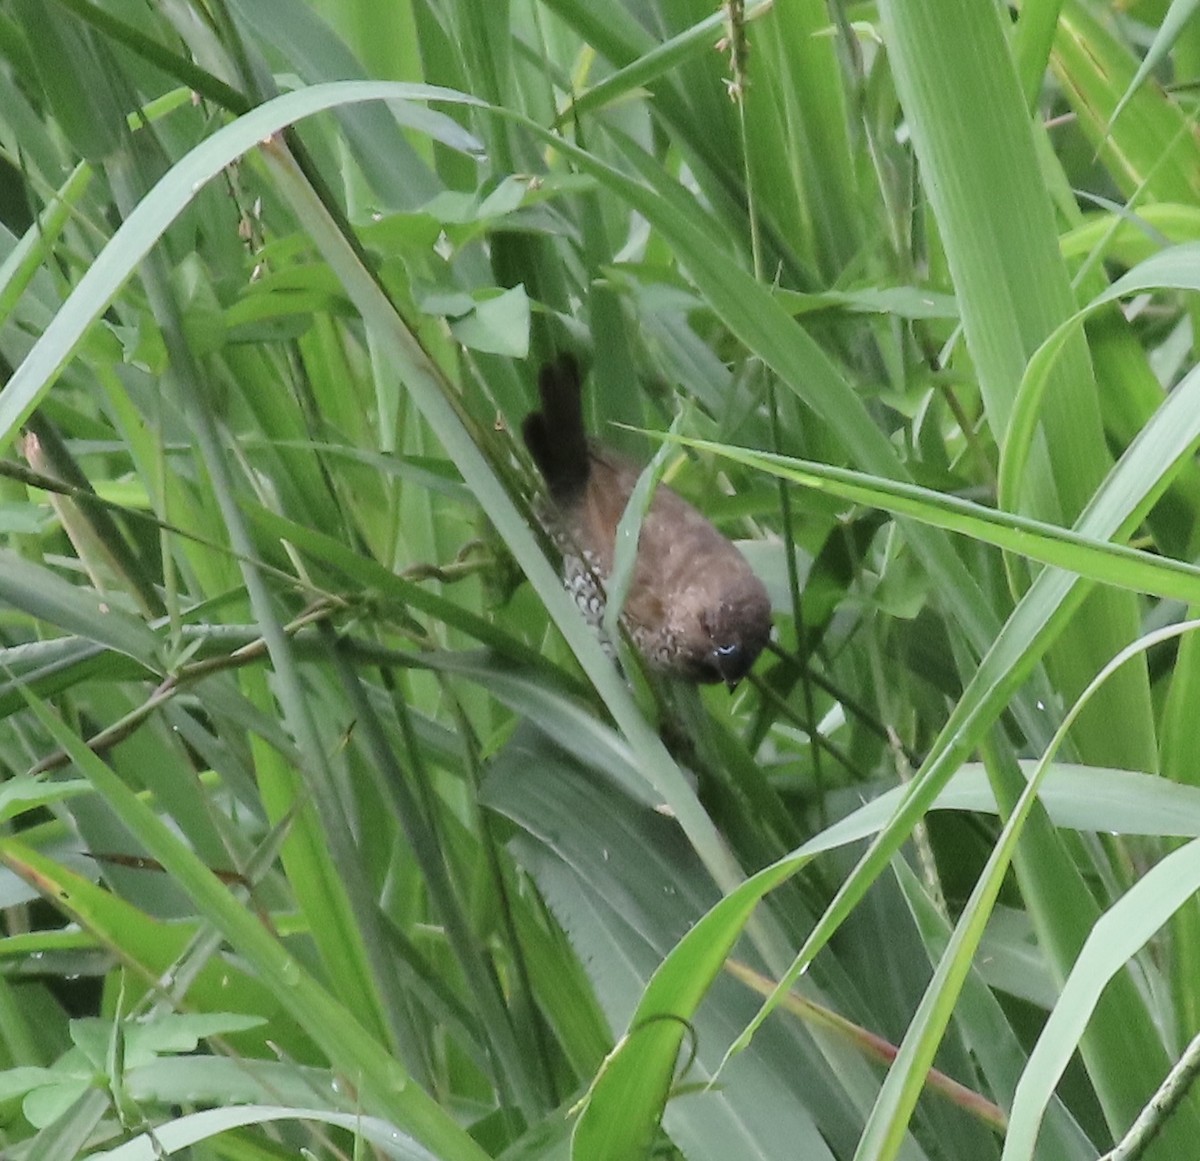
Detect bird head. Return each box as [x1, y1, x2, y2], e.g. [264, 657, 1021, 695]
[683, 583, 772, 688]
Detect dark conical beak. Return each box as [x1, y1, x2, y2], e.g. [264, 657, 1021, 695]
[712, 644, 748, 690]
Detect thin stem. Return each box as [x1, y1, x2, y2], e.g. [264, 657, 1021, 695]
[1102, 1033, 1200, 1161]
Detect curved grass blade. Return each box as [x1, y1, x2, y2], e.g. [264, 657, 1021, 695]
[1001, 241, 1200, 514]
[0, 80, 484, 453]
[671, 434, 1200, 605]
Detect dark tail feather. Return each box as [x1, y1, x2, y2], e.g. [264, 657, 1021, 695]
[522, 353, 591, 502]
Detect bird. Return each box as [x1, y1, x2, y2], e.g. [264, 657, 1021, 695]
[522, 353, 772, 687]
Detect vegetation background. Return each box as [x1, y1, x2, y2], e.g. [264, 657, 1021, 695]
[0, 0, 1199, 1158]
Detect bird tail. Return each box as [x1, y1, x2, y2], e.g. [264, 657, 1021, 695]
[522, 353, 591, 502]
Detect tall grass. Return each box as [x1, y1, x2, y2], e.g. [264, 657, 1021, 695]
[0, 1, 1197, 1158]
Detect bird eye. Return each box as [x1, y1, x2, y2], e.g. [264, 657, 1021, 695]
[714, 643, 741, 660]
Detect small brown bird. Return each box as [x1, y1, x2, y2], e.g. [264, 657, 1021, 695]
[522, 354, 772, 686]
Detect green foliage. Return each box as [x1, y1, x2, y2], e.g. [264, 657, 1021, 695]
[0, 1, 1197, 1158]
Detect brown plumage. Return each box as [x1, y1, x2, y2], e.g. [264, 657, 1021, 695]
[523, 354, 772, 686]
